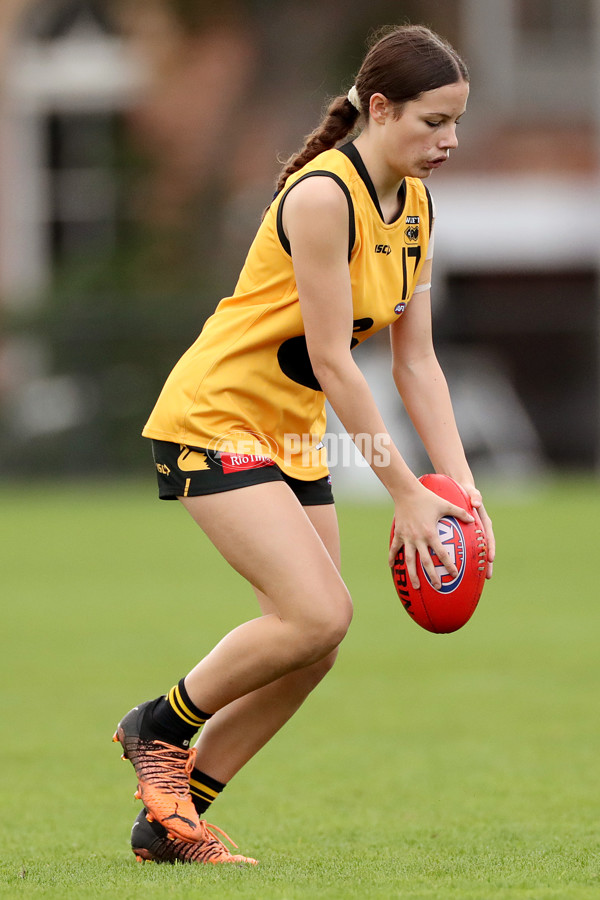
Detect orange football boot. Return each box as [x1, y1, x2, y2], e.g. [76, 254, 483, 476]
[113, 700, 201, 842]
[130, 808, 258, 865]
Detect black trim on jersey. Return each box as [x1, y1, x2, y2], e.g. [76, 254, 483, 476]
[424, 183, 434, 236]
[276, 171, 356, 261]
[338, 141, 407, 224]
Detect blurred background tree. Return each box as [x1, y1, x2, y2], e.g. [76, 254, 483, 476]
[0, 0, 597, 481]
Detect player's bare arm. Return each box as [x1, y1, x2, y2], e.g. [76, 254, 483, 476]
[390, 294, 495, 577]
[283, 177, 473, 589]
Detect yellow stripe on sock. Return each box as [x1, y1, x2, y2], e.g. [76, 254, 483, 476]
[166, 686, 198, 727]
[166, 686, 201, 727]
[189, 778, 219, 799]
[168, 684, 208, 727]
[174, 684, 208, 725]
[169, 685, 201, 727]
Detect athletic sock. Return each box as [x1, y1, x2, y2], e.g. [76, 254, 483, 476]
[189, 768, 226, 816]
[148, 678, 212, 748]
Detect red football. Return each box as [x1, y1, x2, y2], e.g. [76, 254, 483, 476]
[390, 474, 487, 634]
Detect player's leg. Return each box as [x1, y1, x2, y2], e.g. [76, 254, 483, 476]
[129, 501, 341, 864]
[177, 483, 352, 711]
[115, 482, 352, 841]
[191, 502, 342, 784]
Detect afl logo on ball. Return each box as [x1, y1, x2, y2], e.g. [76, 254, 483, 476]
[422, 516, 466, 593]
[394, 302, 406, 315]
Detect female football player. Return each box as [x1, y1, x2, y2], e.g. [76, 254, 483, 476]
[114, 23, 495, 865]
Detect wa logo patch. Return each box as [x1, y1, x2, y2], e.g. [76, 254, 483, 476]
[405, 215, 420, 243]
[394, 302, 406, 316]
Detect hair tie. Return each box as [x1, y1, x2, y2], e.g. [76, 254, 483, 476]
[347, 85, 361, 112]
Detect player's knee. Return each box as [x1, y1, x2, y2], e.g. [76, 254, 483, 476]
[310, 646, 340, 682]
[329, 595, 353, 647]
[298, 590, 353, 661]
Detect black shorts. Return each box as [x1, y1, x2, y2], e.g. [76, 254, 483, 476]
[151, 440, 334, 507]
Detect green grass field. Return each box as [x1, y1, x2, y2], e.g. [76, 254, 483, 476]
[1, 476, 599, 899]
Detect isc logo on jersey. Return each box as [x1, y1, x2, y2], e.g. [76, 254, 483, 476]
[421, 516, 466, 593]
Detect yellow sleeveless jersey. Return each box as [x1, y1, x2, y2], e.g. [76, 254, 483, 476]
[142, 142, 433, 480]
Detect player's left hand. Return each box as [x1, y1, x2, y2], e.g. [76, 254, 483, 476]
[460, 484, 495, 579]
